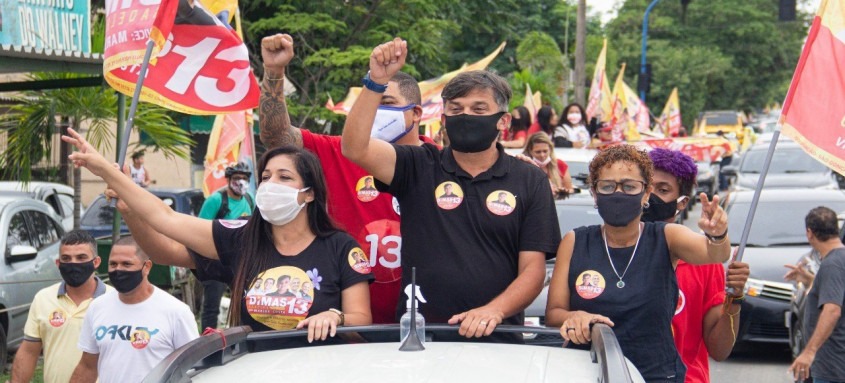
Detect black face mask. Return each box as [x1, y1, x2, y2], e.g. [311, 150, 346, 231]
[108, 267, 145, 293]
[596, 191, 645, 227]
[642, 194, 681, 223]
[59, 260, 96, 288]
[444, 112, 505, 153]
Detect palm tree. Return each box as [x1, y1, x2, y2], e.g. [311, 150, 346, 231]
[0, 72, 194, 229]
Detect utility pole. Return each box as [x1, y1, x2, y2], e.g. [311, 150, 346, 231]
[574, 0, 587, 105]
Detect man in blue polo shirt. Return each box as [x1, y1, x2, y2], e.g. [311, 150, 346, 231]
[342, 38, 560, 342]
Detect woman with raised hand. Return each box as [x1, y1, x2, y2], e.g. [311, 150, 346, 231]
[63, 129, 372, 343]
[545, 145, 731, 383]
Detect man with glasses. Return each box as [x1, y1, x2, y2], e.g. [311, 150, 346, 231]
[341, 38, 560, 342]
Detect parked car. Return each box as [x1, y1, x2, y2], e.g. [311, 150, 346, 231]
[504, 147, 598, 190]
[0, 181, 76, 231]
[80, 188, 205, 239]
[145, 324, 645, 382]
[721, 142, 844, 190]
[0, 196, 66, 365]
[697, 110, 745, 141]
[525, 190, 604, 330]
[724, 189, 845, 346]
[695, 161, 718, 199]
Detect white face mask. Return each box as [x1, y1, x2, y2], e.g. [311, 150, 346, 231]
[371, 104, 416, 143]
[533, 156, 552, 167]
[230, 179, 249, 196]
[255, 182, 311, 226]
[567, 113, 582, 125]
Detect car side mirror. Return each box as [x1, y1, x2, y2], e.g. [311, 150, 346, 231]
[6, 245, 38, 263]
[721, 166, 738, 177]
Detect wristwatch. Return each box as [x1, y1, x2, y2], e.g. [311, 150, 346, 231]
[362, 71, 388, 93]
[329, 308, 345, 325]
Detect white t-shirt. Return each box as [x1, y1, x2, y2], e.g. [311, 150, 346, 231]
[559, 124, 591, 147]
[129, 164, 146, 187]
[78, 287, 199, 383]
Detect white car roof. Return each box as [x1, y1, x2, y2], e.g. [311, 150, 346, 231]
[0, 181, 74, 195]
[191, 342, 642, 383]
[504, 147, 598, 162]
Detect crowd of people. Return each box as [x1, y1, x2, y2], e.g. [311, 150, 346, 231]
[8, 34, 844, 383]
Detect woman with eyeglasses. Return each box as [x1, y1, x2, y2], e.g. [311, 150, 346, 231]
[545, 145, 731, 383]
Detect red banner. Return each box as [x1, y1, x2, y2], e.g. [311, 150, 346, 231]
[780, 0, 845, 175]
[104, 0, 259, 115]
[599, 138, 733, 163]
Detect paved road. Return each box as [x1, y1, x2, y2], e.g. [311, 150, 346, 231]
[684, 198, 794, 383]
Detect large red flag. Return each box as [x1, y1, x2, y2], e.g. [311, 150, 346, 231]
[780, 0, 845, 174]
[104, 0, 259, 114]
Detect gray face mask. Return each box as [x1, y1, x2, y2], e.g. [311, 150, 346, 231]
[596, 191, 645, 227]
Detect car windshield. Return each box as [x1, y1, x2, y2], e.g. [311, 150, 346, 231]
[704, 113, 739, 125]
[81, 194, 180, 227]
[727, 199, 845, 246]
[556, 199, 604, 234]
[739, 149, 827, 174]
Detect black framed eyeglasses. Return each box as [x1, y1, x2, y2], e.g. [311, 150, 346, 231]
[593, 179, 646, 195]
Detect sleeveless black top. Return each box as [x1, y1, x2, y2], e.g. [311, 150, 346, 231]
[569, 222, 685, 383]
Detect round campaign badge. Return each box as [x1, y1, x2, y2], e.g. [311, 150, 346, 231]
[434, 181, 463, 210]
[356, 176, 380, 202]
[49, 310, 66, 328]
[392, 196, 401, 216]
[130, 329, 152, 349]
[245, 266, 314, 330]
[574, 270, 606, 300]
[675, 289, 686, 315]
[348, 247, 372, 274]
[486, 190, 516, 216]
[219, 219, 248, 229]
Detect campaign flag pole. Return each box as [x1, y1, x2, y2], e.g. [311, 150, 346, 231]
[732, 131, 780, 263]
[116, 39, 156, 171]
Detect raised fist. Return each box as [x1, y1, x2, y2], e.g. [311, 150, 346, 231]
[368, 37, 407, 85]
[262, 34, 295, 76]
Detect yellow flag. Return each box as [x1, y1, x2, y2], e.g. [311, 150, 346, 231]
[586, 39, 608, 121]
[609, 64, 630, 141]
[659, 88, 681, 136]
[524, 83, 538, 118]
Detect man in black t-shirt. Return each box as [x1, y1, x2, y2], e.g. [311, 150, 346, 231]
[790, 207, 845, 383]
[341, 38, 560, 342]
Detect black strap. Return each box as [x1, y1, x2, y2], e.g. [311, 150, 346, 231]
[215, 189, 253, 219]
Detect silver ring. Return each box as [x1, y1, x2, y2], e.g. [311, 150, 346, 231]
[480, 321, 488, 326]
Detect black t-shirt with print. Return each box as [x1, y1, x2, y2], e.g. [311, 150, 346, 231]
[212, 220, 373, 333]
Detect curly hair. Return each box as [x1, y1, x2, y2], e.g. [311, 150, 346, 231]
[649, 148, 697, 197]
[587, 144, 653, 188]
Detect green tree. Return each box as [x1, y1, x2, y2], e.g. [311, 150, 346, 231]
[605, 0, 808, 127]
[0, 72, 194, 229]
[515, 31, 567, 110]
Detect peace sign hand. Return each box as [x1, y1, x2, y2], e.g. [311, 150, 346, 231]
[697, 192, 728, 237]
[369, 37, 407, 85]
[261, 34, 294, 76]
[61, 128, 112, 177]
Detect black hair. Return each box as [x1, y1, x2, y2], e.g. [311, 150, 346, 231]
[511, 106, 531, 132]
[228, 146, 339, 326]
[537, 106, 555, 135]
[562, 103, 587, 127]
[390, 72, 422, 105]
[113, 235, 149, 261]
[442, 70, 512, 112]
[805, 206, 839, 241]
[131, 150, 145, 160]
[61, 229, 97, 257]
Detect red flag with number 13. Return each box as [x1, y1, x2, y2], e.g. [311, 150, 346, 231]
[104, 0, 259, 114]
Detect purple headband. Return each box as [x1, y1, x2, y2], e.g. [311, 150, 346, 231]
[649, 148, 697, 182]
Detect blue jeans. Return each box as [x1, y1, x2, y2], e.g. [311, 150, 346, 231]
[815, 379, 845, 383]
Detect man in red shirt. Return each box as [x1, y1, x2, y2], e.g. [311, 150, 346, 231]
[260, 34, 434, 324]
[641, 148, 750, 383]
